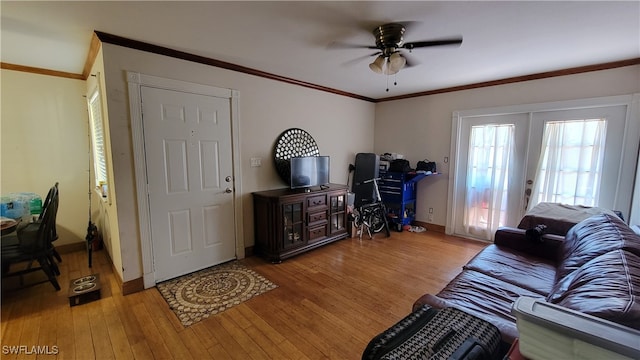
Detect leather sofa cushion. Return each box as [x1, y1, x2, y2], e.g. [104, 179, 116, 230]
[464, 244, 556, 296]
[548, 250, 640, 330]
[430, 269, 545, 343]
[557, 213, 640, 280]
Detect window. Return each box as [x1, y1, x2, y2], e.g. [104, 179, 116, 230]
[88, 87, 107, 190]
[530, 119, 606, 208]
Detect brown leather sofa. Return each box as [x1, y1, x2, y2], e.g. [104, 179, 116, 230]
[413, 213, 640, 344]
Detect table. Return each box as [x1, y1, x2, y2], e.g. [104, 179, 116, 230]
[1, 218, 20, 236]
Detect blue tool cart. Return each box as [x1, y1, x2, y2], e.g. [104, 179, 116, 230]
[378, 169, 435, 231]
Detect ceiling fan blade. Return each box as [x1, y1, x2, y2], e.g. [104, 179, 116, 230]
[401, 52, 420, 68]
[342, 52, 380, 67]
[403, 38, 463, 50]
[328, 41, 378, 50]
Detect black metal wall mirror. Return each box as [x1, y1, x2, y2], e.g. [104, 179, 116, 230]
[273, 128, 319, 184]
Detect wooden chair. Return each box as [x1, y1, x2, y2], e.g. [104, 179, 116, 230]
[1, 184, 61, 291]
[39, 182, 62, 263]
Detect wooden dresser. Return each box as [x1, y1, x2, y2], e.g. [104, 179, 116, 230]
[253, 184, 349, 262]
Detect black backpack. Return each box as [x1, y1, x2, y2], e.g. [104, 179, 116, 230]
[388, 159, 412, 173]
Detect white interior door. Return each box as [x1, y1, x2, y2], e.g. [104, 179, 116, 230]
[142, 86, 236, 282]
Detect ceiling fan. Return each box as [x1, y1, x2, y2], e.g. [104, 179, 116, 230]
[336, 22, 463, 77]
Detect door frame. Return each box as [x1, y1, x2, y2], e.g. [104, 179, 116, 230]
[447, 94, 640, 237]
[127, 72, 244, 289]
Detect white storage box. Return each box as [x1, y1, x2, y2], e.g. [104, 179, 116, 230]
[512, 297, 640, 360]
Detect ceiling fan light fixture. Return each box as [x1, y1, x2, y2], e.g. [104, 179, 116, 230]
[388, 52, 406, 72]
[383, 64, 400, 75]
[369, 55, 385, 74]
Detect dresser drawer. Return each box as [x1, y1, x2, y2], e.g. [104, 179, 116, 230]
[308, 210, 328, 224]
[308, 224, 328, 242]
[307, 194, 327, 208]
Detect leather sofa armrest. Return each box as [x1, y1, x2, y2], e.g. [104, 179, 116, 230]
[494, 227, 565, 262]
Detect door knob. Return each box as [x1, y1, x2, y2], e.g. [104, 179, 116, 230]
[225, 187, 233, 193]
[225, 176, 232, 182]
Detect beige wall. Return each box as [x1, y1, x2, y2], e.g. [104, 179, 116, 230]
[375, 65, 640, 226]
[100, 43, 375, 282]
[1, 69, 88, 246]
[85, 47, 124, 280]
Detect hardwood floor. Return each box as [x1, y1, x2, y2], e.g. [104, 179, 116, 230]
[1, 230, 486, 359]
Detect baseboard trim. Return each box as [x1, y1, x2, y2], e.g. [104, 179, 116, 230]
[101, 246, 144, 295]
[244, 246, 254, 257]
[122, 277, 145, 295]
[414, 221, 446, 234]
[56, 242, 86, 254]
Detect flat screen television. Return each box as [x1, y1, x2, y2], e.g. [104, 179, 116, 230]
[290, 156, 330, 190]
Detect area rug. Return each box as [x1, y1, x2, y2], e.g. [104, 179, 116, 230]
[156, 261, 277, 326]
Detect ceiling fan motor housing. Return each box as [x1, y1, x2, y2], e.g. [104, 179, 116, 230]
[373, 23, 405, 56]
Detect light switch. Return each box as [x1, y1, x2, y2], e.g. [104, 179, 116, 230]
[250, 157, 262, 167]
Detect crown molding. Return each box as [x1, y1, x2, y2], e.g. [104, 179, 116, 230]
[1, 62, 84, 80]
[376, 58, 640, 102]
[94, 31, 376, 103]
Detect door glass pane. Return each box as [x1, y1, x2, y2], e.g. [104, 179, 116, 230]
[530, 119, 606, 208]
[332, 214, 344, 232]
[291, 203, 302, 222]
[330, 195, 344, 212]
[463, 124, 514, 239]
[283, 202, 303, 247]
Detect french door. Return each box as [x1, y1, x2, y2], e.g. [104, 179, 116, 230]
[451, 114, 529, 240]
[449, 97, 635, 241]
[526, 106, 628, 212]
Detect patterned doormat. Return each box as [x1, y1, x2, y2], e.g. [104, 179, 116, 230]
[156, 261, 277, 326]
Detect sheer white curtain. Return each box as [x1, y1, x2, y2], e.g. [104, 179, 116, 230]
[529, 119, 607, 209]
[463, 124, 514, 240]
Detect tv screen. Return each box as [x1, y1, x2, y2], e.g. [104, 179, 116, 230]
[290, 156, 330, 189]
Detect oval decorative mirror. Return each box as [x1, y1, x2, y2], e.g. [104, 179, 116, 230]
[273, 128, 320, 184]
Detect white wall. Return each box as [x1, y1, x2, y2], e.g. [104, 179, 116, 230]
[100, 43, 375, 282]
[375, 65, 640, 226]
[1, 70, 89, 246]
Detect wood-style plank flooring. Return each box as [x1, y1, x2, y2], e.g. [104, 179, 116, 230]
[1, 230, 486, 359]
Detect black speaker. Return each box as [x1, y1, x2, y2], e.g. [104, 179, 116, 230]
[352, 153, 379, 207]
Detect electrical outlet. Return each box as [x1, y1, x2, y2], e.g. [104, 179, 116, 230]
[428, 213, 434, 222]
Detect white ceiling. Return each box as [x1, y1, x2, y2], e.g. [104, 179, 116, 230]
[2, 1, 639, 100]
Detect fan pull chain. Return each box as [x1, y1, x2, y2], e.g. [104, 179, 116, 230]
[386, 74, 389, 92]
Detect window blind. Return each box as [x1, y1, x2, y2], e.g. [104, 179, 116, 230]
[88, 89, 108, 187]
